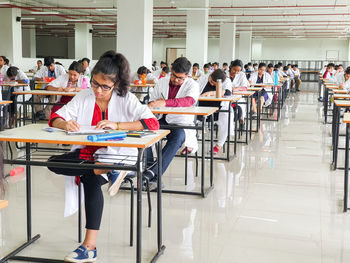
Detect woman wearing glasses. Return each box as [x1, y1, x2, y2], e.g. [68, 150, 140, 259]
[47, 51, 159, 263]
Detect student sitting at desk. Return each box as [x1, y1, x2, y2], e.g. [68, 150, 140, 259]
[335, 64, 344, 78]
[47, 51, 159, 263]
[29, 60, 42, 73]
[249, 62, 273, 112]
[159, 66, 169, 79]
[152, 61, 167, 78]
[336, 67, 350, 93]
[81, 58, 91, 77]
[34, 56, 66, 120]
[47, 61, 90, 114]
[291, 64, 301, 92]
[4, 67, 31, 128]
[199, 69, 235, 154]
[222, 62, 229, 77]
[146, 57, 199, 189]
[0, 56, 9, 78]
[131, 66, 158, 84]
[191, 63, 202, 79]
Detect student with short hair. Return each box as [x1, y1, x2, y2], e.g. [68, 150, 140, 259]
[336, 67, 350, 92]
[34, 56, 67, 119]
[222, 62, 229, 77]
[132, 66, 158, 84]
[29, 60, 43, 73]
[249, 62, 273, 111]
[5, 66, 31, 127]
[47, 61, 91, 114]
[292, 64, 301, 91]
[199, 69, 234, 154]
[212, 62, 219, 71]
[191, 63, 202, 79]
[48, 51, 159, 263]
[196, 63, 211, 89]
[152, 60, 160, 71]
[146, 57, 200, 189]
[81, 58, 91, 77]
[159, 66, 170, 79]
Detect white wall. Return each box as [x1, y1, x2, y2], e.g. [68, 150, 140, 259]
[92, 37, 116, 60]
[255, 38, 349, 61]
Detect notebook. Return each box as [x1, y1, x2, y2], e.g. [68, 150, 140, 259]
[66, 125, 108, 135]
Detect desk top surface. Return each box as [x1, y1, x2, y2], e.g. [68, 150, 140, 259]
[232, 91, 255, 96]
[0, 83, 29, 87]
[151, 106, 218, 116]
[0, 124, 170, 149]
[0, 101, 12, 105]
[333, 94, 350, 99]
[13, 90, 78, 96]
[130, 84, 155, 87]
[333, 89, 347, 94]
[35, 81, 51, 85]
[334, 100, 350, 106]
[250, 83, 282, 87]
[198, 95, 241, 102]
[0, 200, 8, 210]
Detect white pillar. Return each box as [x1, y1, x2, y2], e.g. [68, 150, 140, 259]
[117, 0, 153, 73]
[219, 20, 236, 65]
[22, 28, 36, 58]
[186, 1, 209, 67]
[238, 31, 252, 64]
[0, 8, 22, 66]
[348, 38, 350, 62]
[75, 23, 92, 59]
[252, 40, 262, 60]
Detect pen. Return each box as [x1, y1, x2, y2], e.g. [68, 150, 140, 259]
[161, 93, 166, 100]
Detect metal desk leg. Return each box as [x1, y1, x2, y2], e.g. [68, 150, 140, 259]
[201, 117, 206, 197]
[324, 86, 328, 124]
[234, 104, 238, 156]
[334, 105, 340, 170]
[344, 123, 349, 212]
[210, 115, 214, 187]
[249, 97, 253, 140]
[245, 97, 249, 144]
[136, 148, 144, 263]
[226, 106, 231, 161]
[150, 141, 166, 263]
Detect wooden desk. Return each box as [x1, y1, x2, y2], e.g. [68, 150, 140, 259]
[34, 81, 51, 85]
[0, 200, 8, 210]
[0, 83, 30, 87]
[0, 123, 169, 263]
[151, 106, 218, 196]
[130, 84, 155, 102]
[333, 89, 347, 94]
[13, 90, 78, 97]
[233, 91, 255, 142]
[333, 94, 350, 100]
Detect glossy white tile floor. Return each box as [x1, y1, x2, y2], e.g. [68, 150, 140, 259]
[1, 83, 349, 263]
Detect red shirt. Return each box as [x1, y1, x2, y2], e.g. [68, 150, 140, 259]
[165, 81, 195, 107]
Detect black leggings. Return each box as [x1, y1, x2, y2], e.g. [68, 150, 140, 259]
[48, 150, 108, 230]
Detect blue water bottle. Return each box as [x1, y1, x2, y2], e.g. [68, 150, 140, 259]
[274, 71, 279, 86]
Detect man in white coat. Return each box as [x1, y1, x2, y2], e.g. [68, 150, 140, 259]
[34, 56, 66, 119]
[146, 57, 200, 190]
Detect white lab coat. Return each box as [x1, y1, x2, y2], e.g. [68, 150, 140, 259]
[84, 67, 91, 77]
[197, 74, 210, 93]
[336, 74, 350, 92]
[231, 71, 249, 88]
[191, 69, 202, 78]
[0, 65, 9, 78]
[3, 69, 31, 105]
[150, 76, 200, 125]
[249, 72, 273, 106]
[55, 89, 156, 216]
[49, 73, 91, 102]
[34, 64, 66, 89]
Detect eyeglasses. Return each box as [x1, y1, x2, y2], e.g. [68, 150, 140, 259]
[90, 79, 114, 91]
[170, 72, 187, 82]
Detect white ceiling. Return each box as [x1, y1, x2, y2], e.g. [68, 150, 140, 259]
[5, 0, 350, 39]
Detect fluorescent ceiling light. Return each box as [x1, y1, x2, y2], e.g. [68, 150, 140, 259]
[98, 31, 115, 34]
[66, 19, 92, 22]
[93, 23, 115, 26]
[31, 11, 59, 14]
[153, 19, 163, 22]
[96, 8, 117, 11]
[0, 2, 11, 5]
[47, 23, 68, 26]
[21, 17, 35, 20]
[177, 7, 209, 11]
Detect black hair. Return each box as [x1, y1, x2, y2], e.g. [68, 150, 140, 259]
[223, 62, 228, 67]
[137, 66, 149, 75]
[253, 63, 258, 67]
[0, 56, 6, 61]
[287, 64, 291, 67]
[210, 69, 226, 82]
[160, 61, 167, 66]
[162, 66, 170, 74]
[6, 66, 18, 77]
[267, 63, 273, 68]
[293, 64, 298, 68]
[37, 60, 42, 64]
[278, 62, 283, 66]
[193, 63, 199, 68]
[244, 64, 249, 69]
[345, 68, 350, 75]
[44, 56, 55, 67]
[203, 63, 210, 69]
[91, 50, 130, 97]
[248, 62, 252, 66]
[81, 58, 90, 64]
[339, 64, 344, 68]
[274, 64, 280, 69]
[213, 62, 219, 67]
[230, 59, 243, 69]
[283, 66, 288, 71]
[171, 57, 192, 74]
[68, 61, 84, 74]
[4, 58, 9, 65]
[55, 62, 63, 66]
[258, 62, 267, 69]
[328, 63, 335, 68]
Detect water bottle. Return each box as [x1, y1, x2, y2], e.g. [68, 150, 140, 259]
[0, 72, 3, 84]
[81, 78, 88, 90]
[274, 71, 279, 86]
[216, 79, 222, 98]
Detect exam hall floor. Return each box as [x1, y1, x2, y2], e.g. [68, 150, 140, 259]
[2, 82, 350, 263]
